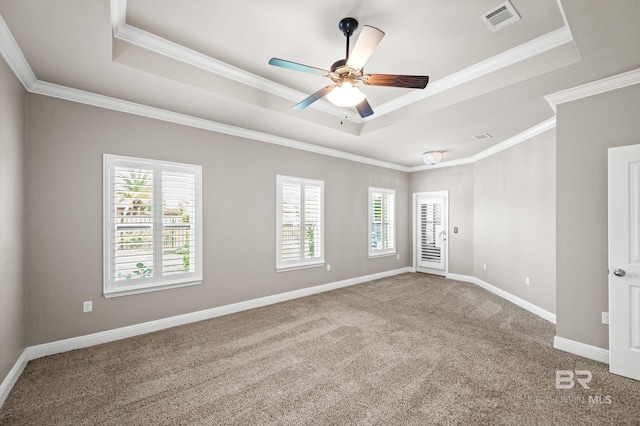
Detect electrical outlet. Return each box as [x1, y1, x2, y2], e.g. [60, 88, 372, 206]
[483, 263, 487, 270]
[397, 254, 400, 260]
[326, 264, 331, 272]
[83, 301, 92, 313]
[525, 276, 530, 286]
[602, 312, 609, 325]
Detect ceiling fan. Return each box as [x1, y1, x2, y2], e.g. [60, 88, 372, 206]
[269, 17, 429, 118]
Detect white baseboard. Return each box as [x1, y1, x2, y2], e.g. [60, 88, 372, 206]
[0, 349, 28, 408]
[27, 267, 412, 361]
[1, 267, 411, 408]
[446, 273, 475, 284]
[446, 273, 557, 324]
[553, 336, 610, 364]
[448, 273, 609, 364]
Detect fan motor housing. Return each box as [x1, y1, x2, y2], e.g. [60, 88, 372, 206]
[331, 59, 363, 81]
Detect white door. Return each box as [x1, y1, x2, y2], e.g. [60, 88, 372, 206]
[608, 144, 640, 381]
[414, 191, 448, 276]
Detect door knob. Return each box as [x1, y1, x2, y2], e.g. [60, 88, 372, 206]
[613, 268, 626, 277]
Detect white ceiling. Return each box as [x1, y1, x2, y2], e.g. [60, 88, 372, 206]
[1, 0, 639, 168]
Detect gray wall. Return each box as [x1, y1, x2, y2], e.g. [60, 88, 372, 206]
[556, 83, 640, 349]
[410, 164, 474, 276]
[411, 132, 556, 314]
[23, 94, 411, 346]
[6, 58, 635, 379]
[0, 57, 26, 380]
[473, 131, 556, 314]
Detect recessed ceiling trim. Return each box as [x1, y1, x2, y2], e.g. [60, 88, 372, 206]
[109, 0, 126, 34]
[374, 26, 574, 117]
[111, 0, 363, 124]
[0, 9, 572, 173]
[29, 80, 405, 171]
[0, 9, 559, 176]
[0, 13, 37, 88]
[111, 0, 573, 124]
[545, 68, 640, 112]
[469, 117, 556, 163]
[408, 117, 557, 172]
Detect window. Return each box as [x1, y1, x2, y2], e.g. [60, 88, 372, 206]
[103, 154, 202, 297]
[276, 175, 324, 271]
[369, 187, 396, 257]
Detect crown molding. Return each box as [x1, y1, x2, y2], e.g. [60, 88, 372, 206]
[29, 80, 409, 171]
[408, 117, 557, 172]
[110, 0, 362, 124]
[0, 8, 565, 174]
[111, 0, 574, 124]
[469, 117, 556, 163]
[545, 68, 640, 112]
[0, 13, 37, 88]
[376, 26, 574, 118]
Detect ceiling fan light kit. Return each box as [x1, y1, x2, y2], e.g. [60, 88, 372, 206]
[269, 17, 429, 117]
[326, 80, 366, 107]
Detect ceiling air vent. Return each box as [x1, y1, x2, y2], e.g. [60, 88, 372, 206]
[473, 133, 493, 141]
[481, 1, 521, 32]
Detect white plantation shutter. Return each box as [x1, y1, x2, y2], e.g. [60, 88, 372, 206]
[304, 184, 322, 260]
[112, 164, 155, 282]
[369, 187, 396, 257]
[420, 202, 442, 262]
[383, 191, 395, 250]
[277, 176, 324, 270]
[281, 182, 302, 262]
[162, 169, 197, 276]
[104, 155, 202, 297]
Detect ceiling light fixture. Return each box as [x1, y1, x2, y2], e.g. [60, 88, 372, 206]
[326, 80, 366, 107]
[423, 151, 443, 165]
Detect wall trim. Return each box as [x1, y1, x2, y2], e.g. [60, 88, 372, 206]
[553, 336, 610, 364]
[28, 80, 409, 172]
[0, 13, 36, 88]
[447, 273, 557, 324]
[0, 349, 29, 408]
[545, 67, 640, 112]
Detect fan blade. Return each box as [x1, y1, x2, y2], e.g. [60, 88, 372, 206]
[268, 58, 329, 76]
[355, 98, 374, 118]
[293, 85, 335, 110]
[363, 74, 429, 89]
[346, 25, 385, 71]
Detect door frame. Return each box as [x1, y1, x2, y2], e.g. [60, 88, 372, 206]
[413, 190, 449, 276]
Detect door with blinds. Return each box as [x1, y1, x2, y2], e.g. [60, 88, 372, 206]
[415, 191, 448, 275]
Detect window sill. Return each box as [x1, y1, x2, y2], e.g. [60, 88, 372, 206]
[276, 261, 325, 273]
[104, 278, 202, 298]
[368, 251, 397, 259]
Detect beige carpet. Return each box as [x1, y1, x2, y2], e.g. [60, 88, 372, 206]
[1, 273, 639, 425]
